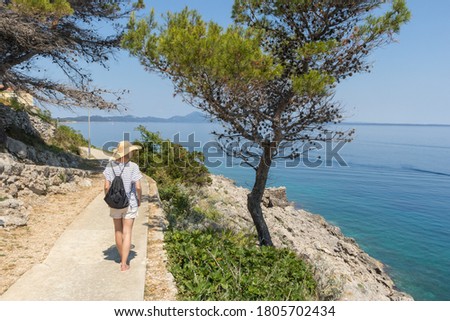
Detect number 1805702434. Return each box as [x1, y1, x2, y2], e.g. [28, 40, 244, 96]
[256, 305, 336, 317]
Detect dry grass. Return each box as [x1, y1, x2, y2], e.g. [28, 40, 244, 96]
[0, 175, 103, 295]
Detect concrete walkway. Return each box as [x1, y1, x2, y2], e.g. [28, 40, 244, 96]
[0, 150, 150, 301]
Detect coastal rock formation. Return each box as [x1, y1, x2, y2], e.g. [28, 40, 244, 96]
[200, 175, 413, 301]
[262, 187, 293, 208]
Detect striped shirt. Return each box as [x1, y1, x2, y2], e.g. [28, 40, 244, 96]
[103, 161, 143, 209]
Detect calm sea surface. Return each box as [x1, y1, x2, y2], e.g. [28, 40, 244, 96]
[68, 121, 450, 300]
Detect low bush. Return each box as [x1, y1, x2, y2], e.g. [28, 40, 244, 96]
[134, 125, 211, 187]
[192, 205, 222, 221]
[165, 229, 317, 301]
[51, 125, 88, 154]
[158, 184, 194, 228]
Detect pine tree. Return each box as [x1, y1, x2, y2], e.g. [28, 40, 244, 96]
[123, 0, 410, 246]
[0, 0, 144, 109]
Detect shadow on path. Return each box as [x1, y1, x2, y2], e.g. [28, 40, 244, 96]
[103, 245, 137, 264]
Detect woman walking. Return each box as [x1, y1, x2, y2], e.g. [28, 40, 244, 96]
[103, 141, 143, 272]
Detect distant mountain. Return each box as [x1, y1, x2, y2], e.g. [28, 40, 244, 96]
[166, 112, 208, 123]
[59, 111, 208, 123]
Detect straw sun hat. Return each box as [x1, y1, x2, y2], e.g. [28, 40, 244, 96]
[112, 141, 142, 160]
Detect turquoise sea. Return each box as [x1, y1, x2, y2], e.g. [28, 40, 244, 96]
[67, 121, 450, 301]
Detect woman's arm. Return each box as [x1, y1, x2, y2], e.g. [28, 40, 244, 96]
[104, 180, 110, 195]
[136, 180, 142, 206]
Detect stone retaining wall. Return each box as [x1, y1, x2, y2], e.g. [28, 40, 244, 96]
[0, 153, 94, 228]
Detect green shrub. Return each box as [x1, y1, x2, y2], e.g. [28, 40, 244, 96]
[158, 184, 194, 227]
[158, 184, 181, 202]
[51, 125, 88, 154]
[133, 125, 214, 228]
[134, 125, 212, 187]
[165, 229, 317, 301]
[192, 205, 222, 221]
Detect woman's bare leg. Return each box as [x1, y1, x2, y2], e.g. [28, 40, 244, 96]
[113, 218, 124, 262]
[120, 218, 135, 271]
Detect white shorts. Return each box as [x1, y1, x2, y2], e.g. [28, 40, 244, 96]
[110, 206, 138, 220]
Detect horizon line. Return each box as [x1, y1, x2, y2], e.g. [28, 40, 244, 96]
[58, 113, 450, 127]
[342, 121, 450, 127]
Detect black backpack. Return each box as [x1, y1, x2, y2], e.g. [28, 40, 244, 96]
[104, 162, 130, 209]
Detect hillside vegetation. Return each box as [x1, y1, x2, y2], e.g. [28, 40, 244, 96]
[133, 126, 317, 300]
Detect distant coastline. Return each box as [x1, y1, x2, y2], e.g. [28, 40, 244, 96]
[58, 112, 450, 127]
[58, 111, 208, 124]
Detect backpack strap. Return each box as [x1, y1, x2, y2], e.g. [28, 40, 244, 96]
[110, 161, 129, 177]
[110, 162, 117, 176]
[119, 162, 129, 176]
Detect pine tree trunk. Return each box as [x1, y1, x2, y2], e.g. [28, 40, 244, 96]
[247, 144, 274, 246]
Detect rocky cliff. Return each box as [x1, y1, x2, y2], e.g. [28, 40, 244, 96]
[0, 104, 95, 229]
[0, 104, 81, 167]
[0, 104, 55, 144]
[198, 175, 413, 301]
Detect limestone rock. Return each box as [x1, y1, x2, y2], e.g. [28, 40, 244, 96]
[0, 103, 55, 143]
[0, 199, 29, 228]
[262, 187, 293, 208]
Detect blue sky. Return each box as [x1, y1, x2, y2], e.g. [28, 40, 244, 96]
[47, 0, 450, 125]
